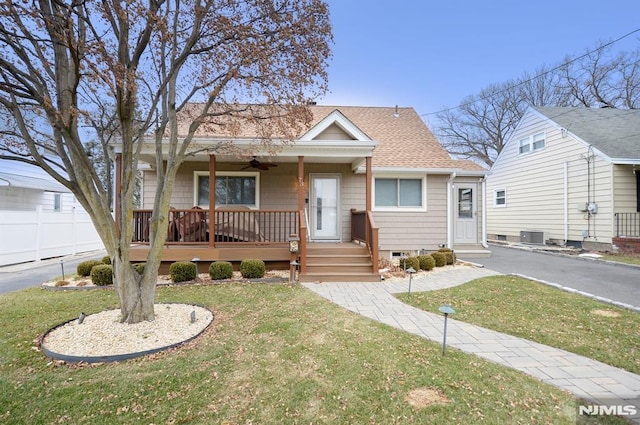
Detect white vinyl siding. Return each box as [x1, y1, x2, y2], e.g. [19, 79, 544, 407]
[487, 111, 613, 244]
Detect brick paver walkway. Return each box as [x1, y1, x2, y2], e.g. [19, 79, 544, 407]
[303, 266, 640, 423]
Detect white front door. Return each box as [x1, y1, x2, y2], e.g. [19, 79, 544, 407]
[310, 174, 340, 240]
[454, 185, 478, 244]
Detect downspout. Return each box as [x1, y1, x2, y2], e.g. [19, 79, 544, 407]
[564, 161, 569, 245]
[446, 172, 456, 248]
[481, 177, 489, 248]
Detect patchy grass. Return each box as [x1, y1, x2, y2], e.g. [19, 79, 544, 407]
[600, 254, 640, 266]
[0, 284, 629, 424]
[397, 275, 640, 375]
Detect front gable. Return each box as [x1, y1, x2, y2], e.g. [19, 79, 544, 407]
[299, 109, 372, 142]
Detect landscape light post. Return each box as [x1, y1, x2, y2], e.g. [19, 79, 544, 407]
[406, 267, 416, 297]
[438, 305, 456, 355]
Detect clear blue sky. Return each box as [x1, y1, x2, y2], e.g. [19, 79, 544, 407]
[320, 1, 640, 119]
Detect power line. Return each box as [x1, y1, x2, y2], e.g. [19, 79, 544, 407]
[420, 27, 640, 117]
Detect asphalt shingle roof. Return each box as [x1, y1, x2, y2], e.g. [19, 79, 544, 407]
[533, 106, 640, 160]
[176, 104, 486, 172]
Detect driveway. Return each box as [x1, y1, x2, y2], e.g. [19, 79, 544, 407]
[0, 250, 106, 295]
[458, 244, 640, 310]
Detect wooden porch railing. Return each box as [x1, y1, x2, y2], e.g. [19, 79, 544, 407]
[615, 212, 640, 237]
[350, 209, 379, 274]
[132, 208, 298, 245]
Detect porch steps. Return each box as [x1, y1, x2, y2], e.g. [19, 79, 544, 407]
[299, 243, 380, 283]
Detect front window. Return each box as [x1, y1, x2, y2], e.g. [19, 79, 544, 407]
[195, 172, 259, 208]
[374, 177, 425, 210]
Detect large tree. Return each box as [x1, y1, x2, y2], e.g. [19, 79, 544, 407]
[0, 0, 332, 323]
[436, 43, 640, 167]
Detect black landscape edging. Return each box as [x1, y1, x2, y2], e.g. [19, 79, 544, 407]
[39, 304, 214, 364]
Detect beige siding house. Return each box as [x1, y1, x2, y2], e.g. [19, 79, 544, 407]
[125, 105, 488, 281]
[486, 106, 640, 253]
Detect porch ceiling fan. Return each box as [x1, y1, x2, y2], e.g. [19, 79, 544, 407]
[241, 157, 278, 171]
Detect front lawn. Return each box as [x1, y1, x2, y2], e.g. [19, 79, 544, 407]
[397, 275, 640, 375]
[0, 283, 626, 424]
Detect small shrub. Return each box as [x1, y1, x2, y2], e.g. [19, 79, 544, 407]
[431, 252, 446, 267]
[132, 263, 145, 275]
[209, 261, 233, 280]
[102, 256, 111, 265]
[399, 256, 420, 272]
[240, 259, 266, 279]
[418, 254, 436, 271]
[91, 264, 113, 286]
[77, 260, 103, 277]
[169, 261, 197, 283]
[438, 248, 456, 265]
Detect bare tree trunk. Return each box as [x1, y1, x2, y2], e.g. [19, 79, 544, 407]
[112, 255, 153, 323]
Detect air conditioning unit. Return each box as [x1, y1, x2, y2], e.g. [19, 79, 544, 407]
[520, 230, 546, 245]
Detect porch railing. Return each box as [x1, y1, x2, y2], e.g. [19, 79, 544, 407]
[132, 208, 298, 245]
[351, 209, 379, 274]
[615, 212, 640, 237]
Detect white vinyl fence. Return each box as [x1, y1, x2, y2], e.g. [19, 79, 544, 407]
[0, 206, 104, 266]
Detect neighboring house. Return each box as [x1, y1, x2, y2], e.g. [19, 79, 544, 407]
[0, 159, 104, 266]
[121, 105, 488, 281]
[486, 106, 640, 254]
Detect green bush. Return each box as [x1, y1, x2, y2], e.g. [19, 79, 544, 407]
[431, 252, 446, 267]
[240, 259, 266, 279]
[209, 261, 234, 280]
[91, 264, 113, 286]
[102, 255, 111, 265]
[77, 260, 103, 277]
[437, 248, 456, 265]
[418, 254, 436, 271]
[169, 261, 197, 283]
[399, 256, 420, 272]
[132, 263, 145, 275]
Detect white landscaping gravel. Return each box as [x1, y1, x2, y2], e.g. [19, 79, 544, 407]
[41, 303, 213, 358]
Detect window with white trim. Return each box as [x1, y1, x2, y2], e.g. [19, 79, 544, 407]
[494, 189, 506, 207]
[374, 177, 425, 210]
[518, 132, 545, 155]
[195, 171, 259, 208]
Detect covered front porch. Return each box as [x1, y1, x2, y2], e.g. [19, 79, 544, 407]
[128, 203, 379, 281]
[120, 135, 380, 280]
